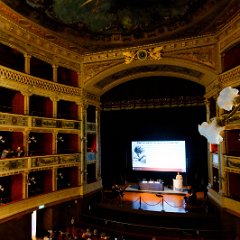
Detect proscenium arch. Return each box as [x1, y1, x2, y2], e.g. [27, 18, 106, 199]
[84, 58, 217, 96]
[99, 72, 203, 96]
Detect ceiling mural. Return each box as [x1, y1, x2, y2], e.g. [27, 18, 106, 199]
[1, 0, 240, 53]
[24, 0, 200, 34]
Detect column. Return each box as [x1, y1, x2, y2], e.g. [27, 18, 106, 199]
[52, 168, 57, 192]
[52, 64, 58, 82]
[21, 92, 30, 116]
[50, 96, 58, 119]
[52, 130, 58, 155]
[95, 106, 101, 180]
[75, 72, 81, 88]
[205, 99, 213, 187]
[24, 54, 31, 74]
[23, 131, 29, 157]
[219, 140, 227, 196]
[22, 172, 28, 199]
[81, 103, 87, 184]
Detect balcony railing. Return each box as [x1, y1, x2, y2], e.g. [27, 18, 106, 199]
[0, 65, 81, 97]
[0, 112, 81, 130]
[0, 153, 81, 175]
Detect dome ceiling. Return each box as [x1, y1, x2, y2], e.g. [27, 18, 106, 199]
[1, 0, 240, 54]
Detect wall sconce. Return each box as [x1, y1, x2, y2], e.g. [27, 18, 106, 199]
[198, 86, 240, 144]
[57, 136, 64, 143]
[0, 136, 5, 143]
[28, 176, 36, 185]
[57, 172, 63, 180]
[28, 136, 37, 143]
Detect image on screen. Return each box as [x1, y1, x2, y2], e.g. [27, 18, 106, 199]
[131, 140, 186, 172]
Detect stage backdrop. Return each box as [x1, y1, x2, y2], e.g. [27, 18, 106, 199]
[100, 106, 207, 190]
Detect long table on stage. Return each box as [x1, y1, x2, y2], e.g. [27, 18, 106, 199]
[139, 181, 164, 191]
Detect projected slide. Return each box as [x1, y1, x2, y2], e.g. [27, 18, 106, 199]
[131, 140, 186, 172]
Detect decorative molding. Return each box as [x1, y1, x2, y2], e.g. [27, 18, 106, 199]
[166, 45, 217, 69]
[83, 90, 100, 104]
[94, 64, 203, 89]
[83, 60, 122, 83]
[123, 47, 163, 64]
[218, 13, 240, 51]
[0, 4, 82, 70]
[218, 65, 240, 87]
[0, 66, 82, 100]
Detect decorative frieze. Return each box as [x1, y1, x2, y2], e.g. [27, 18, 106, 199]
[58, 154, 80, 164]
[31, 154, 80, 168]
[0, 112, 28, 126]
[0, 158, 26, 173]
[83, 60, 122, 83]
[165, 45, 217, 69]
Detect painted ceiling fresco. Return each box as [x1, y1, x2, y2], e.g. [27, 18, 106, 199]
[2, 0, 240, 52]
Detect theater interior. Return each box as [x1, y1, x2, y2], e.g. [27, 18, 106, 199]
[0, 0, 239, 239]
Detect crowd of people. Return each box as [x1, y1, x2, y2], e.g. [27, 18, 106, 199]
[38, 226, 126, 240]
[1, 146, 24, 158]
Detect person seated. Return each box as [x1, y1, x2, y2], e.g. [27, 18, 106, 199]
[14, 146, 24, 157]
[1, 148, 11, 158]
[82, 228, 92, 239]
[92, 229, 99, 240]
[99, 232, 108, 240]
[176, 172, 183, 180]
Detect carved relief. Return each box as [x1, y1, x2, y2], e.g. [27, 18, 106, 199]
[219, 29, 240, 51]
[123, 47, 163, 64]
[166, 46, 217, 69]
[83, 60, 122, 83]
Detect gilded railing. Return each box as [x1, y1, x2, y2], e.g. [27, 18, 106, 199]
[218, 65, 240, 87]
[0, 153, 81, 175]
[0, 112, 81, 130]
[0, 158, 26, 174]
[0, 65, 81, 96]
[0, 112, 29, 126]
[32, 116, 81, 130]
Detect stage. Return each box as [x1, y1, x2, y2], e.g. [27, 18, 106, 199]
[101, 184, 191, 214]
[125, 184, 188, 195]
[90, 186, 217, 240]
